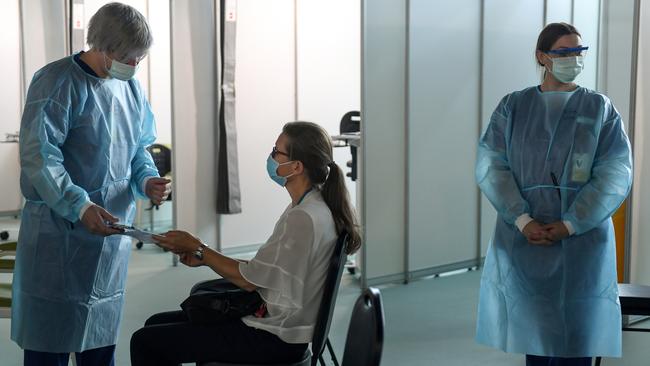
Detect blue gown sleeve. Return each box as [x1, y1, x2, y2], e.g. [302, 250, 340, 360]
[19, 99, 90, 222]
[562, 107, 632, 235]
[130, 95, 159, 198]
[476, 94, 530, 225]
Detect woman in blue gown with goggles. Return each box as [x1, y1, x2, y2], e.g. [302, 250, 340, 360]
[475, 22, 632, 366]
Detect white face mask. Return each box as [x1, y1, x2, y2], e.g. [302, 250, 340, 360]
[104, 54, 138, 81]
[547, 56, 584, 83]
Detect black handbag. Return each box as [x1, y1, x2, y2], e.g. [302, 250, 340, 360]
[181, 278, 265, 325]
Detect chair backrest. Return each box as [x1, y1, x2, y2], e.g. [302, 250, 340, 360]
[147, 144, 172, 177]
[310, 231, 348, 365]
[339, 111, 360, 134]
[341, 287, 385, 366]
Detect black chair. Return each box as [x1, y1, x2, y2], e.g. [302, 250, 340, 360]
[341, 287, 385, 366]
[595, 283, 650, 366]
[339, 111, 360, 182]
[198, 231, 349, 366]
[148, 144, 172, 178]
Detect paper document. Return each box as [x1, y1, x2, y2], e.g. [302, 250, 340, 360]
[109, 224, 155, 243]
[122, 228, 155, 244]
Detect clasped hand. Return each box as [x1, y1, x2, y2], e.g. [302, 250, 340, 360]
[522, 220, 569, 246]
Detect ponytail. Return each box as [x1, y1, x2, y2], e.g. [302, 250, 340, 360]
[282, 121, 362, 255]
[322, 162, 361, 254]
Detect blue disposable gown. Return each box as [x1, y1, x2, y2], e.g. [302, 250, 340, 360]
[11, 55, 159, 352]
[475, 86, 632, 358]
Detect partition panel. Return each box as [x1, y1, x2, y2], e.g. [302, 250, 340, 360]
[219, 0, 296, 249]
[630, 0, 650, 285]
[362, 0, 407, 284]
[0, 0, 23, 214]
[546, 0, 573, 24]
[573, 0, 600, 90]
[407, 0, 481, 273]
[479, 0, 544, 256]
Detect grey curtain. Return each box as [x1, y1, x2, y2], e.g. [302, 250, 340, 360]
[216, 0, 241, 214]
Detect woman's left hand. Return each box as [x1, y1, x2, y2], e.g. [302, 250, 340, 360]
[542, 222, 570, 242]
[178, 252, 205, 267]
[153, 230, 202, 253]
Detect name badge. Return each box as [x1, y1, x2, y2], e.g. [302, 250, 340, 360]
[571, 153, 592, 183]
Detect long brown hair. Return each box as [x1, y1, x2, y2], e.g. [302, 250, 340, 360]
[282, 121, 361, 254]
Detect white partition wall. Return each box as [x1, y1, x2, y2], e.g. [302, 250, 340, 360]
[573, 0, 600, 90]
[599, 0, 635, 127]
[546, 0, 572, 23]
[170, 0, 219, 245]
[219, 0, 296, 250]
[0, 0, 23, 214]
[361, 0, 407, 285]
[219, 0, 361, 251]
[479, 0, 544, 256]
[20, 0, 67, 90]
[362, 0, 607, 285]
[407, 0, 481, 274]
[630, 0, 650, 285]
[295, 0, 360, 207]
[147, 3, 173, 145]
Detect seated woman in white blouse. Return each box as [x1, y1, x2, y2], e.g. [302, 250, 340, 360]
[129, 121, 362, 366]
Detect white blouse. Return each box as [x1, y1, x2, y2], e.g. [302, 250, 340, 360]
[238, 190, 338, 344]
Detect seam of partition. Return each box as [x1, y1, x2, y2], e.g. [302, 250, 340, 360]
[596, 0, 610, 94]
[571, 0, 575, 24]
[477, 0, 485, 264]
[146, 0, 152, 102]
[543, 0, 548, 24]
[169, 0, 178, 232]
[595, 0, 602, 92]
[360, 0, 367, 290]
[624, 0, 641, 284]
[404, 0, 410, 284]
[293, 0, 299, 121]
[18, 0, 26, 109]
[215, 0, 222, 252]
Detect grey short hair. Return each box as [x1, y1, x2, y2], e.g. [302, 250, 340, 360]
[87, 2, 153, 61]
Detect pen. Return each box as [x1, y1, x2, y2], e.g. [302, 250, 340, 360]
[550, 172, 561, 199]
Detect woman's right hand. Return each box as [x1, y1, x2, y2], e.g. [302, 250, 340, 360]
[522, 220, 553, 245]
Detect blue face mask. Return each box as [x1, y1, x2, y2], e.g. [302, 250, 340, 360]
[266, 155, 295, 187]
[104, 54, 138, 81]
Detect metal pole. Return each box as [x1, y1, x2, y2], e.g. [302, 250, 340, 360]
[403, 0, 410, 285]
[476, 0, 486, 266]
[169, 0, 178, 233]
[360, 0, 367, 290]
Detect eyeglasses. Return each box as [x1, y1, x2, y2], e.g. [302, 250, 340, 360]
[109, 53, 148, 65]
[271, 146, 290, 159]
[546, 46, 589, 58]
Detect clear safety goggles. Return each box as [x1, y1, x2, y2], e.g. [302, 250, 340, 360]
[109, 53, 148, 66]
[546, 46, 589, 58]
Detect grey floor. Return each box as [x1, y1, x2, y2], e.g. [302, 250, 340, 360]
[1, 217, 649, 365]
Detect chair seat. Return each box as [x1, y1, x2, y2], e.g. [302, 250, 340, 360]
[619, 283, 650, 316]
[198, 349, 311, 366]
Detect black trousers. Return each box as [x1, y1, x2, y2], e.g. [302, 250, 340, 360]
[526, 355, 593, 366]
[130, 311, 308, 366]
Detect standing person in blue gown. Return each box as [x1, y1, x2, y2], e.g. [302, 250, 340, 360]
[475, 22, 632, 366]
[12, 3, 170, 365]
